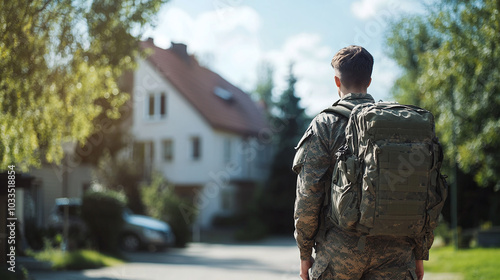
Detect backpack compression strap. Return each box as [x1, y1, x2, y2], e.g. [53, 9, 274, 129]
[314, 99, 357, 242]
[321, 100, 356, 118]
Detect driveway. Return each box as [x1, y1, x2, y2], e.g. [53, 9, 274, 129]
[27, 237, 462, 280]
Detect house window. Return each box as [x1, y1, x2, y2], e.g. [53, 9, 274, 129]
[224, 138, 231, 163]
[160, 93, 166, 117]
[146, 92, 167, 119]
[162, 139, 173, 161]
[191, 136, 201, 160]
[148, 94, 155, 117]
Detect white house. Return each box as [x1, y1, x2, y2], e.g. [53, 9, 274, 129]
[130, 39, 271, 228]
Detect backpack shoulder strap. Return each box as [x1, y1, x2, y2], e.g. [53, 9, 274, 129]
[321, 100, 356, 118]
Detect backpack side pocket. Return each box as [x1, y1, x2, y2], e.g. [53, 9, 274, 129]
[330, 154, 360, 230]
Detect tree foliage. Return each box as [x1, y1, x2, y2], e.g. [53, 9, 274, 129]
[94, 153, 145, 214]
[253, 62, 274, 118]
[141, 173, 197, 247]
[386, 0, 500, 189]
[0, 0, 167, 170]
[260, 64, 310, 234]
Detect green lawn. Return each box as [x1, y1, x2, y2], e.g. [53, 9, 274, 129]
[31, 249, 125, 270]
[426, 246, 500, 280]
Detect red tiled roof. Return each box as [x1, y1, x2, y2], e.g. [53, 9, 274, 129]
[139, 40, 267, 136]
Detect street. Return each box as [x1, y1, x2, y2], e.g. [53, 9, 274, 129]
[29, 237, 300, 280]
[28, 237, 462, 280]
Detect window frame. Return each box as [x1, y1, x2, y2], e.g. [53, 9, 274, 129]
[191, 136, 201, 160]
[162, 139, 174, 161]
[145, 92, 167, 120]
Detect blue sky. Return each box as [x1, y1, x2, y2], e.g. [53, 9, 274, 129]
[143, 0, 429, 115]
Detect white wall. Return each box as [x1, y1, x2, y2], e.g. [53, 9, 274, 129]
[29, 164, 92, 227]
[132, 59, 226, 184]
[132, 59, 271, 228]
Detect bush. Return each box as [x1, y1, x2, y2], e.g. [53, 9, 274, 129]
[232, 185, 270, 241]
[81, 190, 125, 253]
[234, 217, 268, 241]
[95, 154, 145, 214]
[211, 214, 243, 228]
[141, 173, 197, 247]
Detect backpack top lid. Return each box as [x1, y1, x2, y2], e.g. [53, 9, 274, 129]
[349, 102, 436, 143]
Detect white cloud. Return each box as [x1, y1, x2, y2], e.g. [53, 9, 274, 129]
[146, 6, 404, 117]
[351, 0, 423, 20]
[369, 49, 400, 102]
[264, 33, 337, 115]
[146, 6, 262, 89]
[146, 6, 346, 116]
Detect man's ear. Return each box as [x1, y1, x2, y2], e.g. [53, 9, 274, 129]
[366, 78, 372, 88]
[335, 76, 341, 88]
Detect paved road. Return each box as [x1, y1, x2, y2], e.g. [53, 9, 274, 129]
[29, 238, 300, 280]
[28, 238, 462, 280]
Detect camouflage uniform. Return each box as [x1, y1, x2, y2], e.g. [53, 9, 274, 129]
[293, 93, 433, 280]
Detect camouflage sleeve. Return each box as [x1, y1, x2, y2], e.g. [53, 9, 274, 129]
[413, 232, 434, 260]
[292, 114, 346, 261]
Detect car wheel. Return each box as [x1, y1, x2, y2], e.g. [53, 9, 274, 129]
[120, 233, 141, 252]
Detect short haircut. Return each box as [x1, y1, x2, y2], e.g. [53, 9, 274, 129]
[331, 45, 373, 89]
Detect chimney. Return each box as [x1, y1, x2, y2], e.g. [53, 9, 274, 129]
[171, 42, 190, 63]
[147, 37, 154, 44]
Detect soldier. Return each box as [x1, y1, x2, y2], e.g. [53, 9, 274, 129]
[293, 45, 431, 280]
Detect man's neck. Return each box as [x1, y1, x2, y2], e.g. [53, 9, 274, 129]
[339, 90, 367, 99]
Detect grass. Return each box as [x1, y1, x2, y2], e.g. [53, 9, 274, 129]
[426, 246, 500, 279]
[30, 249, 125, 270]
[0, 267, 30, 280]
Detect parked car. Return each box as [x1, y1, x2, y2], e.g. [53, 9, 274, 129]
[48, 198, 175, 251]
[120, 208, 176, 251]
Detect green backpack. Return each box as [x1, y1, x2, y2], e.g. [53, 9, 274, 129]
[324, 100, 448, 238]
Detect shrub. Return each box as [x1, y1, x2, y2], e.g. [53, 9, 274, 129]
[234, 216, 268, 241]
[81, 190, 125, 253]
[141, 173, 197, 247]
[233, 185, 270, 241]
[94, 153, 146, 214]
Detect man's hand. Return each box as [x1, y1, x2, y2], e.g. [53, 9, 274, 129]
[300, 257, 314, 280]
[415, 260, 424, 280]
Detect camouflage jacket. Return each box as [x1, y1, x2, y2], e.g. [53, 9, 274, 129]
[292, 93, 433, 261]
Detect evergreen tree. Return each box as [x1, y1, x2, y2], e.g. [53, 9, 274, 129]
[261, 64, 310, 234]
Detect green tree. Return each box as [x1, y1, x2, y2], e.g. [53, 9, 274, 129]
[0, 0, 168, 170]
[261, 64, 310, 234]
[388, 0, 500, 189]
[253, 62, 274, 117]
[94, 153, 145, 214]
[386, 0, 500, 226]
